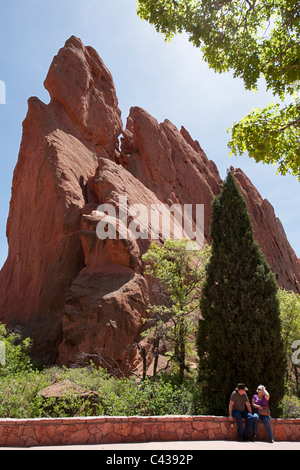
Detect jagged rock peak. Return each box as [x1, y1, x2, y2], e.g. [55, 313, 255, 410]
[44, 35, 123, 156]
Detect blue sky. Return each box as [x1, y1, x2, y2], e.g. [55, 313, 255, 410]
[0, 0, 299, 269]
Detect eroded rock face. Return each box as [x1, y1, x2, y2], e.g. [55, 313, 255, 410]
[231, 167, 300, 293]
[58, 266, 148, 369]
[0, 36, 299, 367]
[120, 107, 222, 242]
[0, 36, 122, 363]
[0, 97, 99, 362]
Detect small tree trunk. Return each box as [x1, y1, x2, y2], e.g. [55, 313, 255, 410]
[141, 347, 147, 381]
[153, 338, 160, 379]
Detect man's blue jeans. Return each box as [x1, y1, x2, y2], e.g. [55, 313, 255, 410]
[232, 410, 258, 438]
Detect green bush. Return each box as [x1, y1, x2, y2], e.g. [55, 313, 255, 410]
[280, 394, 300, 418]
[0, 324, 33, 377]
[1, 363, 299, 418]
[100, 375, 194, 416]
[0, 363, 197, 418]
[0, 371, 49, 418]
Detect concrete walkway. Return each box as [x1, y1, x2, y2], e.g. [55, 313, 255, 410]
[3, 440, 300, 450]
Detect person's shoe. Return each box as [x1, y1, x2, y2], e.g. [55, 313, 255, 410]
[243, 434, 254, 441]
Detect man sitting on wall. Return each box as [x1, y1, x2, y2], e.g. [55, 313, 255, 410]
[229, 383, 258, 441]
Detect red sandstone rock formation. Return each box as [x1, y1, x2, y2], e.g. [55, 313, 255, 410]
[231, 167, 300, 292]
[0, 36, 299, 367]
[0, 36, 122, 362]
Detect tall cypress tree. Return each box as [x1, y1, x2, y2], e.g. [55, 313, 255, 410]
[197, 171, 286, 416]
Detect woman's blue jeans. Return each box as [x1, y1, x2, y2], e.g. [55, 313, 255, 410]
[232, 410, 257, 438]
[253, 412, 274, 441]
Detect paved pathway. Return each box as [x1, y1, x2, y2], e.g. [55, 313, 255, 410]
[3, 440, 300, 450]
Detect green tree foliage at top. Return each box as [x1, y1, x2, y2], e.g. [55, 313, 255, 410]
[137, 0, 300, 178]
[197, 171, 286, 416]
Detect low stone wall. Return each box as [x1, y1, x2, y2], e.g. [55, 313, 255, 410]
[0, 416, 299, 447]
